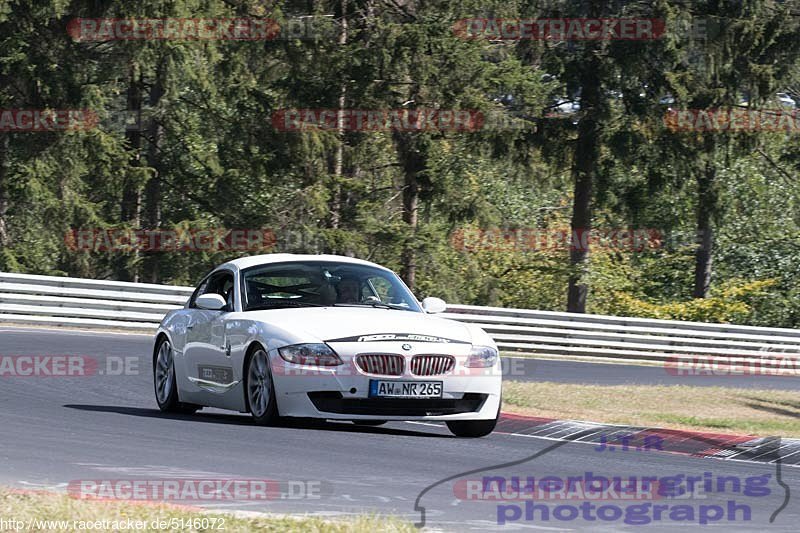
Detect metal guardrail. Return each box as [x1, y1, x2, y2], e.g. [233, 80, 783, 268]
[439, 305, 800, 363]
[1, 272, 798, 363]
[0, 272, 190, 330]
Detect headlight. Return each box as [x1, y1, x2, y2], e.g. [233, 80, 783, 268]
[466, 345, 498, 368]
[278, 343, 343, 366]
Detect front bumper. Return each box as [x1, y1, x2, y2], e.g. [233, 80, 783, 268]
[270, 344, 502, 421]
[307, 392, 490, 417]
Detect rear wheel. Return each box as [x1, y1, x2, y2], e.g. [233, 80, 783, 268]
[245, 347, 280, 425]
[153, 338, 199, 414]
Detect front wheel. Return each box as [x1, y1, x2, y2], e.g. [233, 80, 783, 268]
[245, 347, 280, 425]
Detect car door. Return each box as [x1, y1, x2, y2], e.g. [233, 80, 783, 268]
[182, 269, 240, 409]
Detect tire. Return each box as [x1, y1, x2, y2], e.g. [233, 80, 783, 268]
[352, 420, 387, 426]
[446, 403, 501, 438]
[153, 337, 200, 414]
[244, 346, 280, 425]
[446, 418, 498, 438]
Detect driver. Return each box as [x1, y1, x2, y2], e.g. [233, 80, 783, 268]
[336, 277, 361, 303]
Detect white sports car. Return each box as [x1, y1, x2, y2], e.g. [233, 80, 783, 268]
[153, 254, 502, 437]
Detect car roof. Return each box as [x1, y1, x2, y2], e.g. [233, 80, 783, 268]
[217, 253, 390, 273]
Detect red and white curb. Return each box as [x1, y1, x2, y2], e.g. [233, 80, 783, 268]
[490, 412, 800, 466]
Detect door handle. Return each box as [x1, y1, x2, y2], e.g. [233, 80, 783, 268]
[187, 325, 195, 330]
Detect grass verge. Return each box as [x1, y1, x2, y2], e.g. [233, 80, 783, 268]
[0, 488, 413, 532]
[502, 381, 800, 438]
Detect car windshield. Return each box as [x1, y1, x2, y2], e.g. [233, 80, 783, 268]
[242, 261, 422, 312]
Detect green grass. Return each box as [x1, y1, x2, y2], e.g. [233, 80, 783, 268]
[0, 488, 414, 532]
[503, 380, 800, 437]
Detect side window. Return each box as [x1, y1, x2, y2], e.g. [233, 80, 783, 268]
[189, 277, 211, 308]
[191, 271, 235, 311]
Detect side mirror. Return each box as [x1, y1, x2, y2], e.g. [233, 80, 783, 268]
[422, 297, 447, 314]
[196, 293, 227, 311]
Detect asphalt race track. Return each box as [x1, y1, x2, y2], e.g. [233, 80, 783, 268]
[1, 326, 799, 531]
[509, 357, 800, 390]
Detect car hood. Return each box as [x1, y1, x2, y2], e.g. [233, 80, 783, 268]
[243, 306, 475, 345]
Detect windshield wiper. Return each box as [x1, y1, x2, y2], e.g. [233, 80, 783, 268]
[333, 302, 409, 310]
[246, 301, 326, 310]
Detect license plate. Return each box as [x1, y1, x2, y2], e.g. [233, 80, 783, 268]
[369, 380, 443, 398]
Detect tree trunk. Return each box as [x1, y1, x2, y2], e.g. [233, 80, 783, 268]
[122, 62, 143, 227]
[393, 131, 425, 293]
[693, 137, 716, 298]
[566, 46, 602, 313]
[117, 61, 144, 282]
[328, 0, 348, 234]
[143, 57, 168, 283]
[0, 133, 9, 248]
[401, 169, 419, 291]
